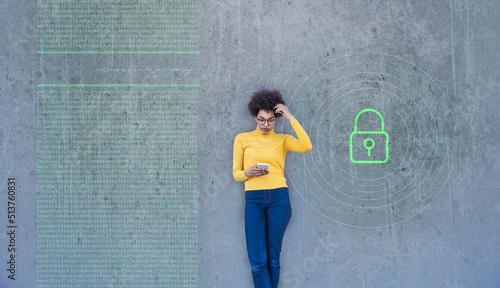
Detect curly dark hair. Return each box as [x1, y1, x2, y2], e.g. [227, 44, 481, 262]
[247, 88, 286, 118]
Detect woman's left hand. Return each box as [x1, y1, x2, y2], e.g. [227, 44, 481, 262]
[274, 104, 295, 121]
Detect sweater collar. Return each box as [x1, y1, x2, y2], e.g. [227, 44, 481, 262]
[254, 125, 275, 135]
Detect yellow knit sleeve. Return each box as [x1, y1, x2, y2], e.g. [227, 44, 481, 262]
[233, 134, 250, 181]
[285, 119, 313, 153]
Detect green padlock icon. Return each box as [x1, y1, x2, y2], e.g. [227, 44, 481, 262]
[350, 109, 389, 163]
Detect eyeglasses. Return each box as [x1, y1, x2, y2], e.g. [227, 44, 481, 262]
[256, 117, 276, 125]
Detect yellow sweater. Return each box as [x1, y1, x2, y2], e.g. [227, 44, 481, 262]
[233, 119, 312, 191]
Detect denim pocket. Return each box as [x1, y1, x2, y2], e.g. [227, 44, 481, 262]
[276, 187, 289, 193]
[244, 190, 251, 197]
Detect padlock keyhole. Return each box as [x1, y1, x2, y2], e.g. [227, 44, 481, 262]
[363, 138, 375, 157]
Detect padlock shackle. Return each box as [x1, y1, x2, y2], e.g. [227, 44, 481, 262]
[354, 109, 384, 132]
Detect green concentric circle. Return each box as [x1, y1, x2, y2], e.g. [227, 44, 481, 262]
[280, 52, 450, 228]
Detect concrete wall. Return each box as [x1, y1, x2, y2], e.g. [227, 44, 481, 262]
[197, 1, 500, 287]
[1, 0, 499, 287]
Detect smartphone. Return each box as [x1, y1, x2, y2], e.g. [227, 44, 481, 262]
[257, 163, 269, 170]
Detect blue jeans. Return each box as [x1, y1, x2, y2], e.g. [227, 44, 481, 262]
[244, 187, 292, 288]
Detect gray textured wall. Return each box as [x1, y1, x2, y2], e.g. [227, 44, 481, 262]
[1, 0, 500, 287]
[197, 1, 500, 287]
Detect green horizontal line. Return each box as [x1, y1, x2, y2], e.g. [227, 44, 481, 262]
[36, 84, 199, 87]
[37, 51, 199, 54]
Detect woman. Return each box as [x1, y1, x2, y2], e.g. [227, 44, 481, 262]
[233, 88, 312, 288]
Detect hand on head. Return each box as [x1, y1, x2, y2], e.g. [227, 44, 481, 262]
[273, 104, 295, 121]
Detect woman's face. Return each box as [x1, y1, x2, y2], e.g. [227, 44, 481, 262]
[255, 110, 276, 135]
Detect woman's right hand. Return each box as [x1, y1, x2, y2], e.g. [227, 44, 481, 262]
[244, 164, 270, 177]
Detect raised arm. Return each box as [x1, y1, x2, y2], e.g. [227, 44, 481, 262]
[285, 119, 313, 153]
[273, 103, 312, 153]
